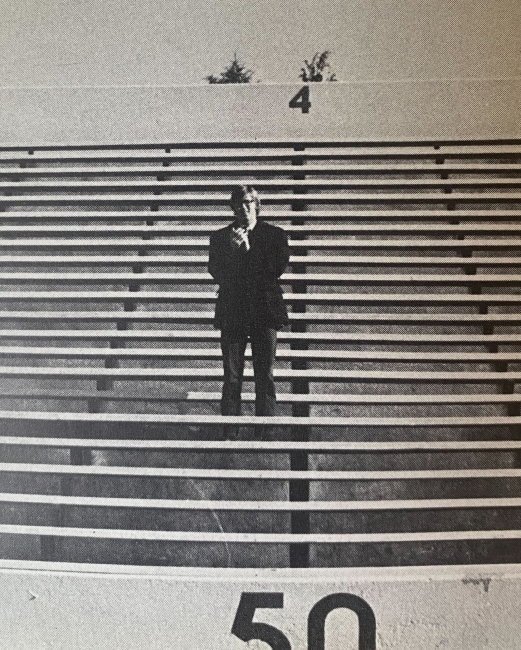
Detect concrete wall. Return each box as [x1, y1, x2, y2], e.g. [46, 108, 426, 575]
[0, 79, 520, 146]
[1, 561, 520, 649]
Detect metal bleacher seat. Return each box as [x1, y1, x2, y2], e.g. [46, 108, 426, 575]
[1, 139, 521, 569]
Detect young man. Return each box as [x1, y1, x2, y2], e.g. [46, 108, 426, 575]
[208, 185, 290, 437]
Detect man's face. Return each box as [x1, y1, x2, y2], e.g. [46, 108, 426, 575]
[233, 194, 257, 228]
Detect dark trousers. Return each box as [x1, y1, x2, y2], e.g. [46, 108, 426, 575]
[220, 327, 277, 416]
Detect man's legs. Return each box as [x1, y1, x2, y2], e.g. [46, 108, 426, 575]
[251, 327, 277, 417]
[220, 330, 248, 437]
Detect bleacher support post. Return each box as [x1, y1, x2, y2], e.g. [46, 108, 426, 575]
[40, 425, 90, 562]
[289, 146, 310, 568]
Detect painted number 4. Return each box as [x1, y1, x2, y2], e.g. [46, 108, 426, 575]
[232, 592, 376, 650]
[289, 86, 311, 114]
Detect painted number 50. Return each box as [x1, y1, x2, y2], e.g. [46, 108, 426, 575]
[231, 592, 376, 650]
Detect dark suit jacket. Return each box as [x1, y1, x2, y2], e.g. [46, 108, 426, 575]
[208, 220, 290, 332]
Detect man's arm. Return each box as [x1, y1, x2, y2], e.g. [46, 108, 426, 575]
[275, 227, 290, 278]
[208, 232, 224, 284]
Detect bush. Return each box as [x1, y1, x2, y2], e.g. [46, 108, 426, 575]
[206, 54, 255, 84]
[299, 51, 337, 82]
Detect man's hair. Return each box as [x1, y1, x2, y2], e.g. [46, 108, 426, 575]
[230, 185, 261, 215]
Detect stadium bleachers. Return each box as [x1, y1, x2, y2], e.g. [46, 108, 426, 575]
[1, 139, 521, 568]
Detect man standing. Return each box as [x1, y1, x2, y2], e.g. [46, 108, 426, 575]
[208, 185, 290, 437]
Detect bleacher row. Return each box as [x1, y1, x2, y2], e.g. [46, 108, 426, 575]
[1, 139, 521, 568]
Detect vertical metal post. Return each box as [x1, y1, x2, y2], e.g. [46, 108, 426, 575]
[289, 146, 310, 567]
[436, 147, 491, 337]
[40, 425, 90, 561]
[498, 369, 521, 467]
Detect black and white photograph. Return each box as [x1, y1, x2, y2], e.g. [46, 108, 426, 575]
[1, 0, 521, 647]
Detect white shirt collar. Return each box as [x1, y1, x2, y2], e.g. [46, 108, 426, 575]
[233, 220, 257, 232]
